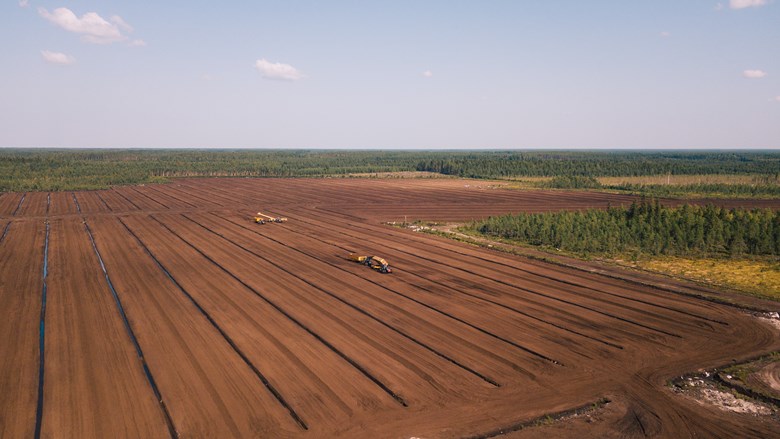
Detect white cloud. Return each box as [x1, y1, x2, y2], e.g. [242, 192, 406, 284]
[110, 15, 133, 33]
[128, 39, 147, 47]
[38, 7, 130, 44]
[254, 59, 304, 81]
[743, 69, 767, 78]
[659, 31, 671, 38]
[41, 50, 75, 65]
[422, 70, 433, 77]
[730, 0, 767, 9]
[19, 0, 29, 7]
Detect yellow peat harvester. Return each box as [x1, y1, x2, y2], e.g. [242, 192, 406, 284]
[254, 212, 288, 224]
[349, 254, 392, 274]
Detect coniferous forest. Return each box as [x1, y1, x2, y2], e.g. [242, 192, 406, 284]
[469, 200, 780, 258]
[1, 149, 779, 192]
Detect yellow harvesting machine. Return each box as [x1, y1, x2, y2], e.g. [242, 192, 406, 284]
[348, 254, 392, 274]
[254, 212, 288, 224]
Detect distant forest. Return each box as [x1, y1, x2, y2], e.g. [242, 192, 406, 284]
[537, 175, 780, 198]
[1, 149, 779, 191]
[468, 200, 780, 258]
[414, 151, 780, 178]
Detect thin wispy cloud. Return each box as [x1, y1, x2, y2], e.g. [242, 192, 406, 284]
[422, 70, 433, 78]
[775, 96, 780, 102]
[128, 39, 147, 47]
[659, 31, 671, 38]
[110, 15, 133, 33]
[730, 0, 768, 9]
[254, 59, 304, 81]
[38, 7, 131, 44]
[41, 50, 75, 65]
[19, 0, 29, 8]
[743, 69, 767, 78]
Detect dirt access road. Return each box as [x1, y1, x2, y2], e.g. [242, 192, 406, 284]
[0, 178, 778, 438]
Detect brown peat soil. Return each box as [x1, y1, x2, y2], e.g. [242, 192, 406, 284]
[1, 178, 778, 438]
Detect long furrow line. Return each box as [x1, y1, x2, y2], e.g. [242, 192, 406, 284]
[206, 179, 349, 207]
[102, 190, 143, 212]
[94, 192, 113, 212]
[147, 215, 410, 408]
[170, 180, 234, 202]
[144, 186, 198, 209]
[12, 193, 27, 216]
[0, 222, 11, 244]
[82, 221, 178, 438]
[218, 214, 625, 351]
[117, 217, 309, 430]
[33, 197, 52, 438]
[32, 222, 49, 439]
[128, 186, 170, 209]
[155, 184, 225, 208]
[186, 213, 562, 367]
[70, 192, 81, 213]
[178, 180, 284, 209]
[111, 188, 144, 210]
[70, 192, 106, 214]
[280, 211, 682, 339]
[183, 213, 507, 384]
[173, 181, 249, 206]
[225, 178, 394, 209]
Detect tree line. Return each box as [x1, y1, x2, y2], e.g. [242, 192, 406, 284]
[416, 151, 780, 178]
[2, 149, 779, 192]
[468, 200, 780, 258]
[534, 175, 780, 198]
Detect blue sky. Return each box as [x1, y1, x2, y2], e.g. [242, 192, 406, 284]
[1, 1, 778, 149]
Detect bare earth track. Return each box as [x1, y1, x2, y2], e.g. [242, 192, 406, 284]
[1, 178, 778, 438]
